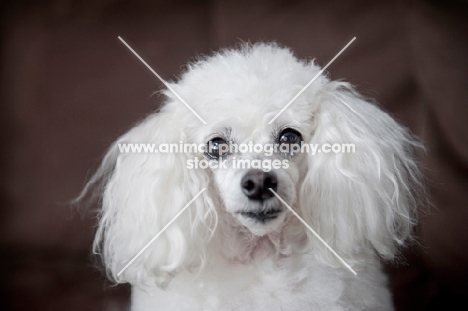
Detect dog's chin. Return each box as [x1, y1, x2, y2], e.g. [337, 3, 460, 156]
[235, 210, 286, 236]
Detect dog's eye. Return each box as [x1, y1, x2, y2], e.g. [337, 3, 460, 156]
[279, 128, 302, 145]
[206, 137, 229, 159]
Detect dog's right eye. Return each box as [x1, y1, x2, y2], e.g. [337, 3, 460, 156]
[206, 138, 229, 159]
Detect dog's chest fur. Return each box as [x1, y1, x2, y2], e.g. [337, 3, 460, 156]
[131, 255, 393, 311]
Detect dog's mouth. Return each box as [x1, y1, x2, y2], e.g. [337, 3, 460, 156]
[238, 209, 282, 223]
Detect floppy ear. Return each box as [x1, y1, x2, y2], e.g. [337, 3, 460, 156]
[299, 82, 423, 265]
[83, 100, 217, 290]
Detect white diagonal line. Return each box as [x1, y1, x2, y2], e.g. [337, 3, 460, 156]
[117, 188, 206, 276]
[268, 37, 356, 124]
[269, 188, 357, 276]
[118, 36, 207, 125]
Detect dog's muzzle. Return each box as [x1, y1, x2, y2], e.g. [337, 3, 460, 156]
[239, 169, 281, 223]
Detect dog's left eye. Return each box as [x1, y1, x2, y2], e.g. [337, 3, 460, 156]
[279, 128, 302, 145]
[206, 137, 229, 159]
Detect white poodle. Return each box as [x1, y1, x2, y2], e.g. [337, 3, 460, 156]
[83, 43, 423, 310]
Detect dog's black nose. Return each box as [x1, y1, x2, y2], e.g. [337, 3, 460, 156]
[241, 169, 277, 200]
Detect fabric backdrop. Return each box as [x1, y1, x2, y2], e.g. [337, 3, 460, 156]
[1, 0, 467, 310]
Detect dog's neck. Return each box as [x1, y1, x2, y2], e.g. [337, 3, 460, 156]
[216, 214, 307, 264]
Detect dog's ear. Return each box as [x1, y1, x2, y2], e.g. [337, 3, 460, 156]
[84, 100, 217, 289]
[299, 82, 423, 266]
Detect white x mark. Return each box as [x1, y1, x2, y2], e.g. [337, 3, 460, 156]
[118, 36, 207, 125]
[268, 37, 356, 124]
[117, 188, 206, 276]
[269, 188, 357, 275]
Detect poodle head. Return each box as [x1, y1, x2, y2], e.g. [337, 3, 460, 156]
[84, 43, 423, 289]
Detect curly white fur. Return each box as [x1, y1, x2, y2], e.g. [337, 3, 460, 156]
[81, 43, 424, 310]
